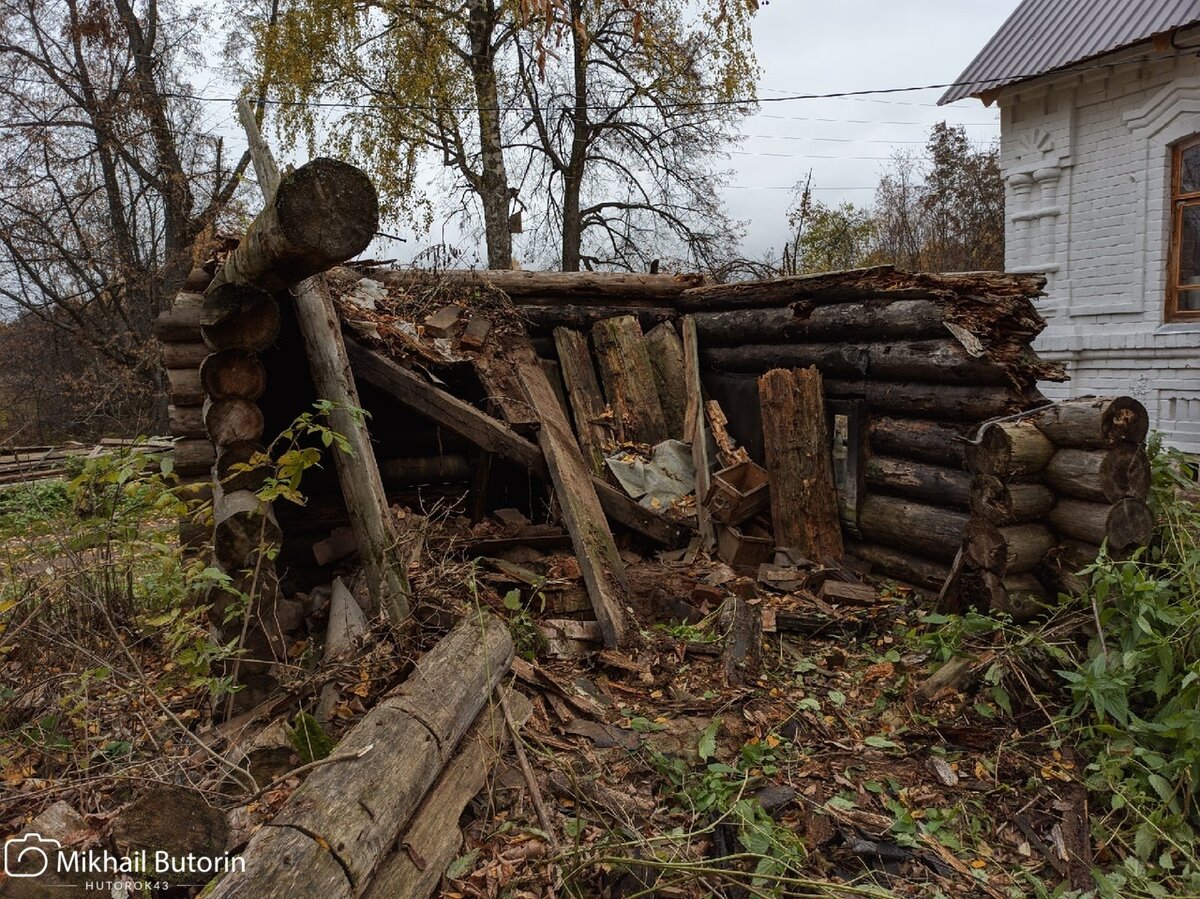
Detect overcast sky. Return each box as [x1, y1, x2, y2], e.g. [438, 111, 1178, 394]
[723, 0, 1022, 259]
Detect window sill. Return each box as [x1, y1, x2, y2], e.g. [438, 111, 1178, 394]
[1156, 322, 1200, 334]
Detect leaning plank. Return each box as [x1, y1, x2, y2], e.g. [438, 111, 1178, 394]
[758, 367, 843, 560]
[644, 322, 688, 440]
[592, 315, 668, 445]
[346, 339, 688, 547]
[209, 614, 514, 897]
[554, 327, 614, 476]
[236, 104, 409, 626]
[682, 316, 715, 549]
[362, 688, 532, 899]
[514, 349, 634, 648]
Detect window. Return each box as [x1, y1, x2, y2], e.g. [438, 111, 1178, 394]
[1168, 136, 1200, 320]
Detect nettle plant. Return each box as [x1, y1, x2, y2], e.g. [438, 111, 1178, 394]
[1060, 435, 1200, 895]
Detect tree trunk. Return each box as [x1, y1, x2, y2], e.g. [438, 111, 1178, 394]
[559, 0, 589, 272]
[758, 367, 843, 560]
[1043, 446, 1151, 503]
[465, 0, 513, 270]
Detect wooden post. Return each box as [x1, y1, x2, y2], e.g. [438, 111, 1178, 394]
[644, 322, 688, 440]
[553, 327, 613, 477]
[235, 99, 410, 626]
[758, 367, 844, 560]
[591, 315, 668, 445]
[682, 316, 715, 550]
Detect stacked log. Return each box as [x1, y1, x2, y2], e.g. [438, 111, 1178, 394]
[154, 267, 219, 550]
[947, 397, 1153, 617]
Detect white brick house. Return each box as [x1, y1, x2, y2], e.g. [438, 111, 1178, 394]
[943, 1, 1200, 452]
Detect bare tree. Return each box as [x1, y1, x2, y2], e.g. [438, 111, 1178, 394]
[0, 0, 250, 434]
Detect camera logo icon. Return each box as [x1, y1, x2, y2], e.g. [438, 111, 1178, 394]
[4, 833, 61, 877]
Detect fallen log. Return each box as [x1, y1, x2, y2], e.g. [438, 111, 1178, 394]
[644, 322, 688, 440]
[1048, 497, 1155, 553]
[515, 349, 634, 648]
[857, 494, 969, 563]
[969, 476, 1055, 526]
[844, 540, 952, 591]
[702, 339, 1014, 385]
[966, 420, 1056, 478]
[1043, 446, 1151, 503]
[362, 688, 533, 899]
[200, 349, 268, 401]
[592, 315, 668, 445]
[208, 614, 514, 898]
[367, 268, 704, 304]
[868, 417, 970, 467]
[208, 158, 378, 295]
[1030, 396, 1149, 448]
[864, 455, 971, 509]
[759, 367, 843, 559]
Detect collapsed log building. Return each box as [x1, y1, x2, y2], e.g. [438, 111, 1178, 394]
[156, 158, 1154, 641]
[147, 155, 1157, 897]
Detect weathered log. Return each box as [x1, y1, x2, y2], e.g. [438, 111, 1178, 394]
[200, 349, 268, 401]
[367, 267, 704, 304]
[514, 349, 633, 648]
[591, 315, 668, 445]
[521, 304, 674, 333]
[204, 398, 266, 447]
[1030, 396, 1149, 448]
[722, 593, 763, 686]
[1044, 446, 1151, 503]
[347, 339, 689, 547]
[168, 405, 206, 440]
[154, 292, 205, 343]
[173, 438, 215, 477]
[160, 341, 209, 369]
[993, 571, 1049, 621]
[644, 322, 688, 440]
[362, 688, 532, 899]
[966, 420, 1055, 478]
[215, 441, 267, 492]
[209, 614, 514, 899]
[208, 158, 378, 295]
[167, 368, 205, 407]
[969, 475, 1055, 526]
[824, 379, 1036, 421]
[1048, 498, 1155, 553]
[213, 489, 282, 570]
[200, 284, 281, 353]
[857, 494, 970, 563]
[553, 327, 613, 476]
[379, 455, 470, 484]
[844, 539, 952, 591]
[692, 298, 949, 346]
[759, 367, 843, 559]
[703, 339, 1014, 385]
[965, 520, 1056, 575]
[864, 455, 971, 509]
[868, 417, 970, 467]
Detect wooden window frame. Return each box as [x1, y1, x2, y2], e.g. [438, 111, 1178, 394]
[1167, 135, 1200, 322]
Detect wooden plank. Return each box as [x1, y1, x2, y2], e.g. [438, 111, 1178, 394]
[475, 359, 538, 434]
[460, 316, 493, 350]
[553, 327, 614, 477]
[514, 348, 633, 648]
[759, 367, 844, 560]
[682, 316, 715, 549]
[424, 304, 462, 338]
[347, 338, 688, 547]
[644, 322, 688, 440]
[591, 315, 668, 445]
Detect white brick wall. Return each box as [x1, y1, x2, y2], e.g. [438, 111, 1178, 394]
[998, 52, 1200, 452]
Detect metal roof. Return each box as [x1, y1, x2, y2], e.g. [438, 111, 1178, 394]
[939, 0, 1200, 104]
